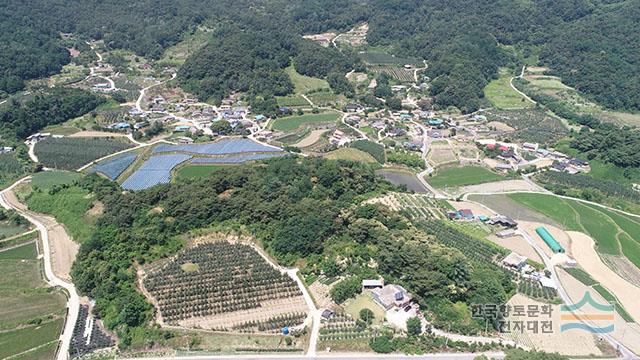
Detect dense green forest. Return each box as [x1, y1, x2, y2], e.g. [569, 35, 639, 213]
[71, 157, 513, 344]
[0, 88, 105, 141]
[2, 0, 639, 112]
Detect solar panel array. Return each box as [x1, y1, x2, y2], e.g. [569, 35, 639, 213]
[153, 138, 281, 155]
[122, 154, 192, 190]
[190, 152, 285, 164]
[90, 152, 138, 180]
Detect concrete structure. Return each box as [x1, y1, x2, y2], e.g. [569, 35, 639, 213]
[502, 252, 528, 270]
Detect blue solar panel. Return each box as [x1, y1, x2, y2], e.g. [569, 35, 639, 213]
[190, 153, 284, 164]
[90, 152, 138, 180]
[153, 138, 282, 155]
[122, 154, 192, 190]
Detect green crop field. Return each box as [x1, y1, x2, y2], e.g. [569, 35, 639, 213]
[175, 164, 229, 180]
[31, 171, 82, 189]
[34, 137, 134, 170]
[0, 242, 66, 358]
[324, 148, 377, 163]
[0, 220, 29, 238]
[484, 68, 533, 109]
[272, 112, 339, 132]
[276, 95, 310, 108]
[285, 65, 330, 94]
[508, 193, 640, 267]
[427, 166, 503, 188]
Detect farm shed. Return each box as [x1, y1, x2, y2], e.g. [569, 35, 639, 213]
[502, 252, 528, 270]
[535, 226, 565, 253]
[362, 279, 384, 289]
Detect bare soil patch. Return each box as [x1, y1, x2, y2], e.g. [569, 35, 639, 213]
[601, 254, 640, 288]
[506, 293, 603, 356]
[568, 231, 640, 322]
[486, 121, 515, 132]
[68, 130, 127, 138]
[557, 267, 640, 355]
[292, 129, 328, 148]
[487, 234, 543, 263]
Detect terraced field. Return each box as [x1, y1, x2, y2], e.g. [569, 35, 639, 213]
[508, 193, 640, 268]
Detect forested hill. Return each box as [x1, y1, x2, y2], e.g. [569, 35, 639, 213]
[3, 0, 639, 112]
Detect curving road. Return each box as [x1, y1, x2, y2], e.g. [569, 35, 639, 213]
[0, 177, 79, 360]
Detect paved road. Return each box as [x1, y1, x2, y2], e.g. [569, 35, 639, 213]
[120, 352, 506, 360]
[0, 177, 79, 360]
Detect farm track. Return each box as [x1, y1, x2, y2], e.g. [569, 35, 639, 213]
[0, 177, 80, 360]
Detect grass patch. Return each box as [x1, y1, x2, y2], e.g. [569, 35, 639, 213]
[591, 285, 634, 322]
[0, 319, 64, 359]
[428, 166, 503, 188]
[343, 292, 386, 326]
[276, 95, 310, 108]
[272, 112, 339, 132]
[285, 65, 329, 94]
[484, 68, 533, 109]
[0, 220, 29, 238]
[27, 185, 95, 243]
[31, 171, 82, 190]
[349, 140, 385, 163]
[324, 148, 377, 164]
[0, 242, 37, 260]
[0, 258, 66, 331]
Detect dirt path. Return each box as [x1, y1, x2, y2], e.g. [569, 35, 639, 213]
[292, 129, 328, 148]
[568, 231, 640, 322]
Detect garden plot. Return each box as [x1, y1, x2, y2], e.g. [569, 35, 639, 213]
[318, 313, 376, 352]
[427, 142, 457, 166]
[90, 152, 138, 180]
[142, 240, 308, 332]
[154, 138, 281, 155]
[122, 154, 192, 190]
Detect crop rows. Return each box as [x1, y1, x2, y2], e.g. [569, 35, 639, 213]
[190, 153, 284, 164]
[144, 241, 303, 323]
[121, 154, 191, 190]
[154, 138, 282, 155]
[419, 220, 505, 264]
[517, 279, 558, 302]
[319, 314, 375, 341]
[232, 312, 307, 333]
[394, 193, 443, 220]
[90, 152, 137, 180]
[34, 137, 134, 170]
[370, 66, 414, 82]
[70, 305, 115, 357]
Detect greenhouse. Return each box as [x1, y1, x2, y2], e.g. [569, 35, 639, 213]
[535, 226, 565, 253]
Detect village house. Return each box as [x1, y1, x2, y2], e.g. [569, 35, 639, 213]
[371, 284, 413, 311]
[502, 252, 528, 270]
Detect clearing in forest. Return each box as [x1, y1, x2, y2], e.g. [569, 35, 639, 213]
[484, 68, 533, 109]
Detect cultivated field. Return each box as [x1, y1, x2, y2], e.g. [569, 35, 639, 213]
[0, 242, 66, 359]
[276, 95, 311, 108]
[484, 68, 533, 109]
[271, 112, 339, 132]
[427, 166, 504, 188]
[323, 148, 377, 163]
[375, 169, 429, 193]
[508, 193, 640, 268]
[367, 192, 444, 220]
[143, 239, 308, 332]
[482, 108, 568, 145]
[34, 137, 134, 170]
[427, 142, 457, 166]
[285, 65, 330, 94]
[90, 152, 138, 180]
[369, 66, 414, 82]
[360, 52, 422, 66]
